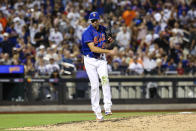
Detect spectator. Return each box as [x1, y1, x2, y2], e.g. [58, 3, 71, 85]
[0, 11, 7, 32]
[44, 46, 58, 62]
[74, 19, 86, 44]
[36, 45, 46, 60]
[24, 58, 35, 76]
[46, 56, 60, 75]
[1, 53, 12, 65]
[35, 55, 48, 76]
[111, 59, 121, 72]
[0, 33, 15, 56]
[116, 25, 131, 49]
[34, 24, 49, 48]
[67, 7, 80, 28]
[179, 10, 189, 26]
[60, 49, 75, 75]
[143, 52, 157, 75]
[154, 31, 169, 53]
[122, 6, 137, 27]
[49, 26, 63, 45]
[177, 61, 184, 75]
[165, 58, 177, 72]
[128, 55, 144, 75]
[185, 57, 196, 75]
[29, 22, 39, 46]
[13, 16, 25, 38]
[5, 22, 18, 45]
[187, 6, 196, 20]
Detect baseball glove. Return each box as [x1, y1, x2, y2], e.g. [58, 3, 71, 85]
[105, 25, 112, 43]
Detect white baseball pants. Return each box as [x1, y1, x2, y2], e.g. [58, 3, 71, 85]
[84, 56, 112, 114]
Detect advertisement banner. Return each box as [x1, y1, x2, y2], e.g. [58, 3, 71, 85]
[0, 65, 24, 74]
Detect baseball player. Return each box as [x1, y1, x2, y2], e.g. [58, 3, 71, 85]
[81, 12, 116, 121]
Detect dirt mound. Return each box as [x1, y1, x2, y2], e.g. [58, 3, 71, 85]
[11, 113, 196, 131]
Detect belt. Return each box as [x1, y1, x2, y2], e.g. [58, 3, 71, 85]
[86, 54, 105, 60]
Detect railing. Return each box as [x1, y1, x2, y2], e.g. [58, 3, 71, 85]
[0, 75, 196, 105]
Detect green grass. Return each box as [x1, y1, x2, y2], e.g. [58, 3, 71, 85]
[0, 112, 170, 130]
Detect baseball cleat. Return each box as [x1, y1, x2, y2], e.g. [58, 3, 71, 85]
[96, 116, 104, 122]
[96, 113, 104, 122]
[105, 112, 112, 116]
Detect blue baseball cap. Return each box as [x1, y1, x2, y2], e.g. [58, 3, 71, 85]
[89, 12, 100, 20]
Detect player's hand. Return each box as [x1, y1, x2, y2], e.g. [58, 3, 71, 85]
[108, 47, 117, 55]
[108, 37, 114, 43]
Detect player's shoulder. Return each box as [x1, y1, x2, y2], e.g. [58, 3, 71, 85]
[82, 25, 92, 35]
[99, 25, 106, 31]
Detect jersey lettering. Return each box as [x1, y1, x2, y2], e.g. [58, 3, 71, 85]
[94, 33, 105, 48]
[102, 34, 105, 41]
[94, 37, 98, 44]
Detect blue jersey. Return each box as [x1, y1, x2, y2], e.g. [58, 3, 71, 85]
[81, 24, 106, 58]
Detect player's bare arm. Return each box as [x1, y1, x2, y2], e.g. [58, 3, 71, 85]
[88, 42, 116, 55]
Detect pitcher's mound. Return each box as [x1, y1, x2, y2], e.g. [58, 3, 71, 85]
[11, 113, 196, 131]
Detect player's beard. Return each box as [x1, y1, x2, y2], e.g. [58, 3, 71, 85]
[94, 24, 99, 30]
[92, 21, 99, 30]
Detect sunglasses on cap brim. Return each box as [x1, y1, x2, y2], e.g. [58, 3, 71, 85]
[91, 19, 98, 23]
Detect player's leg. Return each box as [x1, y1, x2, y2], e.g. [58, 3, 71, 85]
[97, 60, 112, 115]
[84, 57, 103, 119]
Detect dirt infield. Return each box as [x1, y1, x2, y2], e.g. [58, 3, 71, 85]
[11, 113, 196, 131]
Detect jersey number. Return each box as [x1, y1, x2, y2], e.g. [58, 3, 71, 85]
[94, 34, 105, 44]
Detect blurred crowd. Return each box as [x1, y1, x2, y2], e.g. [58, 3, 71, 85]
[0, 0, 196, 77]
